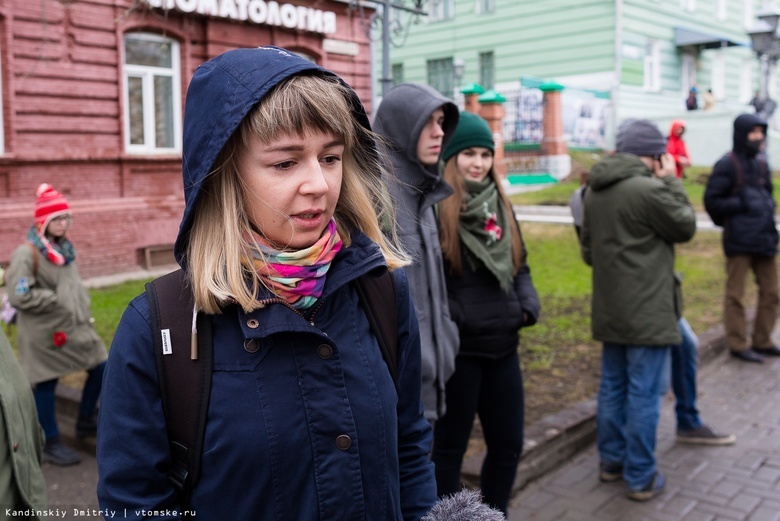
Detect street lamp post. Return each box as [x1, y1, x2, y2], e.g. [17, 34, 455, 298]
[748, 3, 780, 102]
[351, 0, 429, 97]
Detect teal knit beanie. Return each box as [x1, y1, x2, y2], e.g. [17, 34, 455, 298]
[442, 112, 495, 162]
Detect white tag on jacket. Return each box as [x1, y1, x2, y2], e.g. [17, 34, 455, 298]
[161, 329, 172, 355]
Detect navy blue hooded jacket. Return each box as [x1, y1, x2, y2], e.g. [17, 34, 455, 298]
[96, 47, 437, 520]
[704, 113, 778, 257]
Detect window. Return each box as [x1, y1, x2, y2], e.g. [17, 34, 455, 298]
[476, 0, 495, 14]
[681, 0, 696, 12]
[0, 42, 4, 155]
[711, 51, 725, 99]
[426, 58, 454, 97]
[716, 0, 727, 20]
[740, 58, 754, 103]
[744, 0, 754, 28]
[429, 0, 454, 22]
[479, 52, 495, 90]
[681, 51, 697, 96]
[643, 41, 661, 92]
[392, 63, 404, 86]
[123, 33, 182, 154]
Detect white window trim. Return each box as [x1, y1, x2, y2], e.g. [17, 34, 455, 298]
[123, 33, 182, 155]
[644, 41, 661, 92]
[744, 0, 754, 29]
[740, 58, 753, 103]
[428, 0, 454, 22]
[716, 0, 727, 20]
[681, 0, 696, 12]
[711, 51, 726, 100]
[681, 51, 697, 97]
[0, 42, 4, 156]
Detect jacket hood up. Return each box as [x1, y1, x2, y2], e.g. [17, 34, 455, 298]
[588, 153, 652, 192]
[173, 46, 373, 267]
[733, 113, 767, 155]
[669, 119, 685, 137]
[372, 83, 458, 188]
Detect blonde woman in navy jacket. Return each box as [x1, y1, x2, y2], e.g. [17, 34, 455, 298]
[97, 48, 436, 520]
[432, 112, 540, 515]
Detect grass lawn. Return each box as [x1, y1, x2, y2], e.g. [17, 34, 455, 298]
[0, 219, 752, 426]
[510, 157, 780, 213]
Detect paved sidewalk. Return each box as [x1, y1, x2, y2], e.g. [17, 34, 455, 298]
[508, 340, 780, 520]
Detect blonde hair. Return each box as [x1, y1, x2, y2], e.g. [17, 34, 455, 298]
[187, 74, 409, 314]
[437, 155, 524, 276]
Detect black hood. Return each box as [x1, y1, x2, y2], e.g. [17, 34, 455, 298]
[733, 113, 767, 155]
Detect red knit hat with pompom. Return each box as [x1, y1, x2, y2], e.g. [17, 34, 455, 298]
[34, 183, 70, 231]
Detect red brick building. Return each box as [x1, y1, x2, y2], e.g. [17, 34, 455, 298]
[0, 0, 373, 278]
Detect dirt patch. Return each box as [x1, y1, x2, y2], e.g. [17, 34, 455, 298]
[522, 342, 601, 425]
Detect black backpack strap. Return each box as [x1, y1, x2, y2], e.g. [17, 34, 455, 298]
[146, 269, 213, 512]
[727, 152, 745, 195]
[355, 271, 398, 386]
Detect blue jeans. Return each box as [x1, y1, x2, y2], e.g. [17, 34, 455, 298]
[672, 318, 701, 431]
[597, 344, 670, 491]
[33, 361, 106, 441]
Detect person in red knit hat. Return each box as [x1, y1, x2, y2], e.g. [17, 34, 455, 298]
[5, 183, 107, 466]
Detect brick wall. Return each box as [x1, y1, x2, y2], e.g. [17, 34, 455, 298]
[0, 0, 373, 279]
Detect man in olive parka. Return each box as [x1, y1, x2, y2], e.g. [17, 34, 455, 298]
[373, 83, 460, 422]
[581, 119, 696, 501]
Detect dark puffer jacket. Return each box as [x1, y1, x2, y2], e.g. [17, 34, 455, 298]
[704, 113, 778, 257]
[444, 241, 540, 359]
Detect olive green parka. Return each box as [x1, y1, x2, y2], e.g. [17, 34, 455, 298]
[5, 242, 107, 385]
[581, 153, 696, 346]
[0, 328, 47, 517]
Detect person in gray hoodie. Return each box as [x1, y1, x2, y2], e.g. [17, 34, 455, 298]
[374, 84, 460, 422]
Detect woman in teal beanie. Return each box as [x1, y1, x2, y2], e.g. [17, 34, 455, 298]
[432, 111, 540, 514]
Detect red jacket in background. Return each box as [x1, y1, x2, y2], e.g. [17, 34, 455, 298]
[667, 119, 690, 178]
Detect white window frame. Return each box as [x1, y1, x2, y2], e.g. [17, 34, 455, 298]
[681, 51, 697, 97]
[475, 0, 495, 15]
[711, 51, 726, 99]
[644, 41, 661, 92]
[429, 0, 454, 22]
[0, 42, 4, 156]
[123, 33, 182, 155]
[740, 58, 754, 103]
[744, 0, 754, 28]
[681, 0, 696, 12]
[716, 0, 727, 20]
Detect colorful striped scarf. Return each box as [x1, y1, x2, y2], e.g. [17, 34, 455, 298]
[27, 226, 76, 266]
[246, 220, 343, 310]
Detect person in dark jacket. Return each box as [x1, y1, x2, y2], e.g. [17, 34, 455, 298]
[704, 113, 780, 363]
[432, 112, 540, 515]
[97, 47, 438, 520]
[582, 119, 696, 502]
[374, 84, 460, 423]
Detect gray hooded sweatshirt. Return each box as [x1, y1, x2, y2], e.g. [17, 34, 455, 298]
[374, 83, 460, 421]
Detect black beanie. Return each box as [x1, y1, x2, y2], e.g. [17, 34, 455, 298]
[615, 119, 667, 157]
[442, 112, 495, 162]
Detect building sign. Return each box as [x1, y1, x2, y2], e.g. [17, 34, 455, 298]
[143, 0, 337, 34]
[323, 38, 359, 56]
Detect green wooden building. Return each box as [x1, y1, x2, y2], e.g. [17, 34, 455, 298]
[377, 0, 769, 165]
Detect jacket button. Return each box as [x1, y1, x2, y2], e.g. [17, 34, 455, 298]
[244, 339, 260, 353]
[335, 435, 352, 450]
[12, 442, 18, 452]
[317, 344, 333, 359]
[246, 319, 259, 329]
